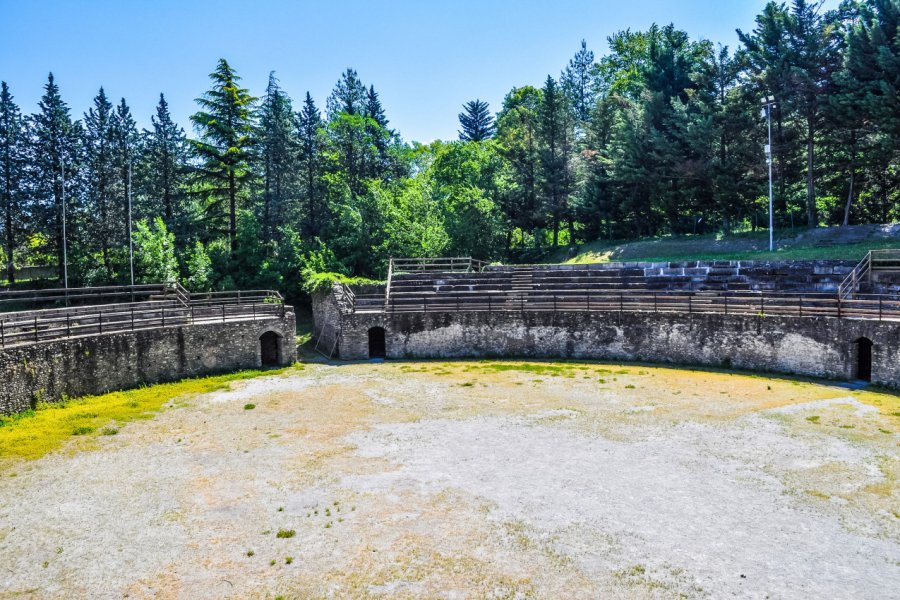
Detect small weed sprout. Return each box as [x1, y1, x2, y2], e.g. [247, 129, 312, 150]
[285, 556, 293, 564]
[244, 403, 256, 410]
[276, 529, 296, 539]
[246, 549, 255, 557]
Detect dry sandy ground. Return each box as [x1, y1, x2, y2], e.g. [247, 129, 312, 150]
[0, 361, 898, 599]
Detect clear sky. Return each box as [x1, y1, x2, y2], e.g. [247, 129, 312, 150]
[0, 0, 841, 143]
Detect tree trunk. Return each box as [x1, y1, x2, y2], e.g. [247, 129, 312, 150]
[3, 165, 13, 284]
[843, 133, 856, 227]
[806, 114, 816, 228]
[229, 171, 237, 254]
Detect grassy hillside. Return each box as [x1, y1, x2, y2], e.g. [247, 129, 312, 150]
[549, 224, 900, 265]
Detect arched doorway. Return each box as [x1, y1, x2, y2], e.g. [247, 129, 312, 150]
[854, 337, 873, 381]
[260, 331, 281, 366]
[368, 327, 386, 359]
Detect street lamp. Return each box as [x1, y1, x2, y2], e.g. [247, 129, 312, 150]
[60, 157, 69, 304]
[761, 95, 776, 252]
[128, 160, 134, 288]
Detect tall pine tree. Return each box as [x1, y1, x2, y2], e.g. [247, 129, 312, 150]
[143, 93, 189, 232]
[83, 87, 120, 279]
[0, 82, 26, 283]
[458, 99, 496, 142]
[297, 92, 325, 237]
[30, 73, 80, 282]
[190, 59, 257, 253]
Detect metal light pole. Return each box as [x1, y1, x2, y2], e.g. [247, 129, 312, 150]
[761, 96, 776, 252]
[128, 160, 134, 288]
[60, 157, 69, 304]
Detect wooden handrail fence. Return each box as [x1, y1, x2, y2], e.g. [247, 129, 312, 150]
[0, 285, 286, 350]
[356, 288, 900, 322]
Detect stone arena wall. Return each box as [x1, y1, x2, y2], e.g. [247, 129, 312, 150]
[336, 310, 900, 387]
[0, 311, 297, 415]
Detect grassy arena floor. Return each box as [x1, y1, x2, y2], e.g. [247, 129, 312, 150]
[0, 361, 898, 598]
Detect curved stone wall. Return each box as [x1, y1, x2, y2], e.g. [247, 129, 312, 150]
[0, 311, 297, 415]
[335, 310, 900, 388]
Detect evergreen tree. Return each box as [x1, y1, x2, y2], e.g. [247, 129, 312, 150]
[458, 99, 496, 142]
[29, 73, 80, 282]
[297, 92, 324, 236]
[113, 97, 139, 247]
[0, 82, 26, 283]
[363, 84, 395, 180]
[738, 3, 799, 221]
[83, 87, 120, 279]
[258, 72, 297, 242]
[190, 59, 257, 253]
[786, 0, 842, 227]
[561, 40, 599, 122]
[143, 93, 189, 231]
[326, 68, 367, 118]
[538, 77, 574, 246]
[496, 86, 542, 247]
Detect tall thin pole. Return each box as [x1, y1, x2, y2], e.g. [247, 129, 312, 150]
[128, 160, 134, 288]
[61, 156, 69, 304]
[767, 102, 774, 252]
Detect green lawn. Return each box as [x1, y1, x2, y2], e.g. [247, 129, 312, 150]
[549, 228, 899, 265]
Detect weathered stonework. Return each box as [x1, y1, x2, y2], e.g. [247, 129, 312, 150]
[333, 309, 900, 387]
[0, 311, 296, 415]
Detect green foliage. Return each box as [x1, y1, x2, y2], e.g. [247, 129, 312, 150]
[300, 271, 381, 294]
[133, 216, 178, 284]
[7, 15, 900, 300]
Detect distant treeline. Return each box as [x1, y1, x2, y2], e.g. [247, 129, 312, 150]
[1, 0, 898, 300]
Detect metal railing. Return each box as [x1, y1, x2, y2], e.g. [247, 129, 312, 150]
[388, 257, 488, 275]
[0, 284, 182, 312]
[361, 289, 900, 322]
[0, 285, 286, 349]
[838, 249, 900, 300]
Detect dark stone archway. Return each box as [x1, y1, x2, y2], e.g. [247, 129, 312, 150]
[853, 337, 873, 381]
[368, 327, 386, 359]
[260, 331, 281, 366]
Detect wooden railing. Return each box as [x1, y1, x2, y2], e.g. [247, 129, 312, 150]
[0, 301, 285, 349]
[0, 285, 286, 349]
[361, 289, 900, 322]
[0, 284, 182, 312]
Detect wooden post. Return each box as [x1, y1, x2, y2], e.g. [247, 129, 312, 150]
[879, 297, 883, 321]
[488, 295, 492, 313]
[98, 310, 102, 334]
[724, 294, 728, 315]
[837, 297, 841, 319]
[222, 304, 226, 323]
[67, 313, 71, 337]
[131, 308, 135, 330]
[1, 321, 4, 348]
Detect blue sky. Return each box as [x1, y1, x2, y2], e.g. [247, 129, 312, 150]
[0, 0, 841, 143]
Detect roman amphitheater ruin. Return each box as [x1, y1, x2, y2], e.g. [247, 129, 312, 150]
[1, 250, 899, 414]
[315, 251, 900, 386]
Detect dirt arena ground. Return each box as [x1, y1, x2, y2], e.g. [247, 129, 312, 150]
[1, 361, 898, 599]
